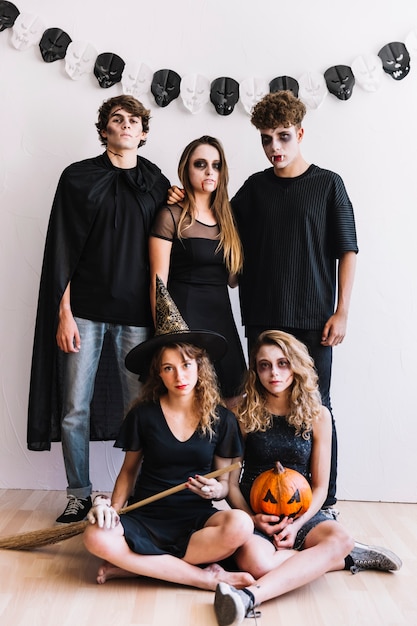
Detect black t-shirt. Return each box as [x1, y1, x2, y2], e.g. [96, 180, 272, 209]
[232, 164, 358, 330]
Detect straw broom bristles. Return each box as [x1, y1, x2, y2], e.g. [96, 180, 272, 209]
[0, 462, 241, 551]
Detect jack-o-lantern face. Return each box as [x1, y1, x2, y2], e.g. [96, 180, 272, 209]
[250, 461, 312, 521]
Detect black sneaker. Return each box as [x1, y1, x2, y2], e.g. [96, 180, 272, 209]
[350, 541, 402, 574]
[56, 495, 92, 524]
[214, 583, 260, 626]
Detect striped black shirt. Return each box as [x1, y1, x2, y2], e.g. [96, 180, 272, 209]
[232, 164, 358, 330]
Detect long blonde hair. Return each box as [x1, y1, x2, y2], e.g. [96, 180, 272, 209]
[139, 343, 221, 437]
[177, 136, 243, 275]
[237, 330, 322, 438]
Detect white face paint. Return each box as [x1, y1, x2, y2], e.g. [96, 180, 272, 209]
[351, 54, 383, 92]
[298, 71, 327, 109]
[121, 62, 153, 97]
[65, 41, 97, 80]
[180, 74, 210, 114]
[11, 12, 45, 51]
[239, 77, 269, 115]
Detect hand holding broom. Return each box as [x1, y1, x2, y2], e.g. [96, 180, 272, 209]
[0, 461, 241, 551]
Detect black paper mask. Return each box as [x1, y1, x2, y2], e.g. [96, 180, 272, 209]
[39, 27, 71, 62]
[269, 75, 299, 97]
[324, 65, 355, 100]
[210, 77, 239, 115]
[0, 1, 19, 31]
[94, 52, 125, 88]
[151, 69, 181, 107]
[378, 42, 410, 80]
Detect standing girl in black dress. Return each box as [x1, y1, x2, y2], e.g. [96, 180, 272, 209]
[149, 136, 246, 407]
[83, 278, 254, 590]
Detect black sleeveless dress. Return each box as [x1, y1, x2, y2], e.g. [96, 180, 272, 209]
[240, 415, 331, 550]
[151, 205, 246, 397]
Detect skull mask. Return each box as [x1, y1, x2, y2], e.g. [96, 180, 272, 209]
[351, 54, 383, 92]
[378, 42, 410, 80]
[180, 74, 210, 114]
[94, 52, 125, 88]
[269, 75, 299, 97]
[151, 69, 181, 107]
[324, 65, 355, 100]
[298, 72, 327, 109]
[0, 1, 19, 32]
[11, 12, 44, 50]
[39, 28, 72, 63]
[65, 41, 97, 80]
[239, 77, 269, 115]
[210, 77, 239, 116]
[122, 62, 153, 98]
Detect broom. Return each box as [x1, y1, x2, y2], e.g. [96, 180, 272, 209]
[0, 461, 241, 551]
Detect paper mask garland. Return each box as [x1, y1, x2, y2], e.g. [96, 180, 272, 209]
[0, 3, 414, 111]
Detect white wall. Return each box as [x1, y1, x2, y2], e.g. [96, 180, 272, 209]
[1, 0, 416, 502]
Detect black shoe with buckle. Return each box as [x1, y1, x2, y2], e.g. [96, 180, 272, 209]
[56, 495, 92, 524]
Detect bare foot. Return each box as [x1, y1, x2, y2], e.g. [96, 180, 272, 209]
[96, 561, 139, 585]
[204, 563, 255, 589]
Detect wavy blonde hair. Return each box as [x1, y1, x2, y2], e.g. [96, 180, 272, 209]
[138, 343, 221, 437]
[236, 330, 322, 438]
[176, 136, 243, 275]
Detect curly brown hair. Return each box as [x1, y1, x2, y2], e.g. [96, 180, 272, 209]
[95, 95, 151, 147]
[251, 90, 306, 130]
[138, 343, 222, 437]
[236, 330, 322, 438]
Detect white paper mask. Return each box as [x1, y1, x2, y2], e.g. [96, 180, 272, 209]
[11, 12, 44, 50]
[239, 77, 269, 115]
[298, 72, 327, 109]
[65, 41, 97, 80]
[180, 74, 210, 114]
[122, 62, 153, 98]
[351, 54, 383, 92]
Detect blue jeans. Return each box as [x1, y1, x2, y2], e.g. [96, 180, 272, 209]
[246, 326, 337, 508]
[61, 318, 150, 498]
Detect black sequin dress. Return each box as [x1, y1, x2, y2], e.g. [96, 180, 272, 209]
[240, 414, 330, 550]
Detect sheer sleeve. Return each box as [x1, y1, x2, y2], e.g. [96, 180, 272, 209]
[150, 205, 179, 241]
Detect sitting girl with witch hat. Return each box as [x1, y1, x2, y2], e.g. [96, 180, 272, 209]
[83, 276, 255, 590]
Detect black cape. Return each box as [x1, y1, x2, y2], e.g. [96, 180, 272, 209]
[27, 153, 170, 451]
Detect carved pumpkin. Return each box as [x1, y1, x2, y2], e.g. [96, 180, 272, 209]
[250, 461, 312, 521]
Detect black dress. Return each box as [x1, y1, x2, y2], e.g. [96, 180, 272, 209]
[151, 204, 246, 397]
[114, 402, 243, 558]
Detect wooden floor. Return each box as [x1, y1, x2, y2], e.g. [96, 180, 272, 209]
[0, 490, 415, 626]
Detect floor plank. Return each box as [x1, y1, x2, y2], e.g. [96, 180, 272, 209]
[0, 491, 415, 625]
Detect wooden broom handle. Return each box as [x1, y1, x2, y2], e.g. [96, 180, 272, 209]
[118, 461, 242, 515]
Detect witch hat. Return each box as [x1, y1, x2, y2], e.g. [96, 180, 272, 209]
[125, 276, 227, 375]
